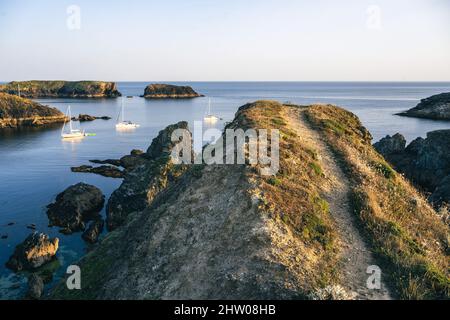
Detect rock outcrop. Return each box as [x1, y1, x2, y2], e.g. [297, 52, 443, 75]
[82, 218, 104, 244]
[374, 130, 450, 206]
[46, 183, 105, 233]
[0, 93, 67, 128]
[71, 165, 124, 178]
[72, 114, 111, 122]
[27, 274, 44, 300]
[397, 92, 450, 120]
[106, 122, 191, 230]
[0, 81, 121, 98]
[6, 232, 59, 271]
[143, 84, 203, 99]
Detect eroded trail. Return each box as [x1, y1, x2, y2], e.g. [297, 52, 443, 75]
[284, 107, 392, 300]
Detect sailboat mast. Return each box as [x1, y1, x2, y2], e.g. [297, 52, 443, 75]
[122, 98, 125, 122]
[68, 106, 73, 132]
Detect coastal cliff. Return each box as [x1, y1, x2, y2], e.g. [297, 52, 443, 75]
[51, 101, 449, 300]
[0, 81, 121, 98]
[143, 84, 203, 99]
[0, 93, 67, 128]
[397, 92, 450, 120]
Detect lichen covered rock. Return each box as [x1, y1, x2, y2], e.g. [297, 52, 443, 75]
[46, 183, 105, 233]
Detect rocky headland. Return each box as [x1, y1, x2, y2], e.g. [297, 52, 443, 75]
[374, 130, 450, 207]
[49, 101, 449, 300]
[0, 81, 121, 98]
[397, 92, 450, 120]
[0, 93, 67, 128]
[142, 84, 203, 99]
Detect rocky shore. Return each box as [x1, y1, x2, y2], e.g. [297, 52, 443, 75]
[0, 93, 67, 128]
[374, 130, 450, 207]
[142, 84, 203, 99]
[396, 92, 450, 120]
[49, 101, 449, 300]
[0, 81, 121, 98]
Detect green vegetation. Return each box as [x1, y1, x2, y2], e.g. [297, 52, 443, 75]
[0, 80, 121, 98]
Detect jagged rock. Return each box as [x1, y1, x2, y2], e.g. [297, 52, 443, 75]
[143, 84, 203, 99]
[90, 159, 122, 167]
[429, 175, 450, 207]
[71, 165, 124, 178]
[6, 232, 59, 271]
[72, 114, 112, 122]
[106, 121, 191, 230]
[375, 130, 450, 208]
[0, 81, 121, 98]
[397, 92, 450, 120]
[373, 133, 406, 155]
[0, 93, 67, 129]
[82, 218, 104, 244]
[46, 183, 105, 233]
[27, 274, 44, 300]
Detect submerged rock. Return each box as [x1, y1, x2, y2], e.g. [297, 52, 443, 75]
[6, 232, 59, 271]
[0, 93, 67, 129]
[27, 274, 44, 300]
[143, 84, 203, 99]
[82, 218, 104, 244]
[397, 92, 450, 120]
[106, 121, 192, 230]
[46, 183, 105, 233]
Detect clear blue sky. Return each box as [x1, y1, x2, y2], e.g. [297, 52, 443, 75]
[0, 0, 449, 81]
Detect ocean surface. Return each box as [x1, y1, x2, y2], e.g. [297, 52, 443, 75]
[1, 81, 450, 299]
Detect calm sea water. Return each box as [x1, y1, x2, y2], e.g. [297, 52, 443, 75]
[1, 81, 450, 298]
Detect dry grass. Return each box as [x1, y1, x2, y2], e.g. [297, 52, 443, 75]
[305, 104, 450, 299]
[227, 101, 340, 289]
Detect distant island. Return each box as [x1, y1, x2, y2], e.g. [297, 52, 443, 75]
[0, 81, 122, 98]
[397, 92, 450, 120]
[0, 93, 67, 128]
[142, 84, 203, 99]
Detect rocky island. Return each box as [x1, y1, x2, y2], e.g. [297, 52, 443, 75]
[0, 93, 67, 128]
[0, 80, 121, 98]
[50, 101, 449, 300]
[142, 84, 203, 99]
[396, 92, 450, 120]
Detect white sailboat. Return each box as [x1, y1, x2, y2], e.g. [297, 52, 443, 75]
[116, 98, 140, 129]
[61, 106, 85, 139]
[204, 98, 219, 123]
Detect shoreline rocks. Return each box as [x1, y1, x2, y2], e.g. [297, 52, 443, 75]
[0, 93, 67, 129]
[46, 183, 105, 233]
[374, 130, 450, 207]
[143, 84, 203, 99]
[71, 165, 124, 178]
[6, 232, 59, 272]
[82, 218, 104, 244]
[396, 92, 450, 121]
[0, 81, 121, 98]
[106, 122, 192, 230]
